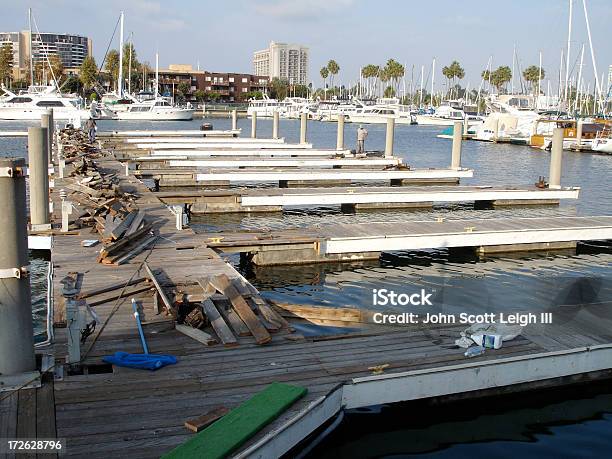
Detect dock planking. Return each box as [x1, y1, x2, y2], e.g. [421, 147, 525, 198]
[17, 129, 609, 458]
[152, 184, 579, 213]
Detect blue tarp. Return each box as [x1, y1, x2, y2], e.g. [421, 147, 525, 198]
[103, 351, 178, 371]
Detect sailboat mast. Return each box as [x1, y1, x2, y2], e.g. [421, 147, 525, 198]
[582, 0, 602, 112]
[564, 0, 573, 103]
[28, 8, 34, 85]
[127, 32, 132, 95]
[511, 44, 516, 94]
[419, 65, 424, 108]
[431, 58, 435, 107]
[155, 53, 159, 97]
[537, 51, 542, 108]
[575, 44, 584, 113]
[118, 11, 124, 97]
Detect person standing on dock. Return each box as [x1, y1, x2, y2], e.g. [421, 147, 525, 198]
[357, 125, 368, 154]
[85, 117, 97, 143]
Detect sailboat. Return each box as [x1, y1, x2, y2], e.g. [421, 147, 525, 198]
[114, 52, 195, 121]
[108, 12, 194, 121]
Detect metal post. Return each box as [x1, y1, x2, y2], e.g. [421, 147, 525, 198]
[58, 140, 65, 178]
[28, 127, 50, 228]
[251, 112, 257, 139]
[41, 109, 53, 160]
[66, 298, 81, 364]
[48, 108, 54, 156]
[549, 127, 564, 189]
[463, 115, 469, 136]
[300, 112, 307, 144]
[0, 158, 36, 375]
[231, 109, 237, 131]
[451, 121, 462, 169]
[576, 120, 583, 148]
[384, 117, 395, 158]
[492, 118, 499, 142]
[337, 114, 345, 150]
[272, 110, 279, 139]
[62, 199, 73, 232]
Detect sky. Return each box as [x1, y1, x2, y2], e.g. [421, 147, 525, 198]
[1, 0, 611, 92]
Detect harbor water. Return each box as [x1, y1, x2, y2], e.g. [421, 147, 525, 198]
[1, 117, 611, 456]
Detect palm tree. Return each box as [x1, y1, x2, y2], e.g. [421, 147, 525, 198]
[383, 59, 404, 96]
[320, 67, 329, 98]
[442, 61, 464, 98]
[491, 66, 512, 93]
[522, 65, 545, 94]
[326, 60, 339, 90]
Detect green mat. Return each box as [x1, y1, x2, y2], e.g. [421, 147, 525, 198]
[163, 382, 307, 459]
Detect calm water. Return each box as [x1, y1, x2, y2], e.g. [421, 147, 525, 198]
[2, 117, 611, 455]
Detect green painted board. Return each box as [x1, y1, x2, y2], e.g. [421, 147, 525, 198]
[163, 382, 307, 459]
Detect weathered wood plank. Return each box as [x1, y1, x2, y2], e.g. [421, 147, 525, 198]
[184, 406, 229, 433]
[176, 324, 218, 346]
[199, 299, 238, 347]
[209, 275, 271, 345]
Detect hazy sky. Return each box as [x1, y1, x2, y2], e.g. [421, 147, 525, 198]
[1, 0, 611, 91]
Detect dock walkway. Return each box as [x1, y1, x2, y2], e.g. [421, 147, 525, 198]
[154, 185, 580, 213]
[3, 130, 612, 459]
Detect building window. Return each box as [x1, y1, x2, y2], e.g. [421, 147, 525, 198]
[229, 77, 234, 82]
[242, 88, 247, 93]
[205, 86, 211, 90]
[242, 77, 248, 83]
[205, 76, 211, 81]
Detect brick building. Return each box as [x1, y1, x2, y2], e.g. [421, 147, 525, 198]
[152, 65, 269, 102]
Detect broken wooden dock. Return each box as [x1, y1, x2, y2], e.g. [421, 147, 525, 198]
[4, 126, 612, 459]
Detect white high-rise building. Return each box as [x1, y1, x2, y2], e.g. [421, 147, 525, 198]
[253, 41, 309, 85]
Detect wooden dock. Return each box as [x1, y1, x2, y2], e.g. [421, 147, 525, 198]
[97, 129, 241, 138]
[132, 168, 474, 188]
[155, 185, 580, 214]
[3, 128, 612, 459]
[202, 216, 612, 265]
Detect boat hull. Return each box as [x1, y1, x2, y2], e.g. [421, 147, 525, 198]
[116, 109, 194, 121]
[0, 107, 93, 121]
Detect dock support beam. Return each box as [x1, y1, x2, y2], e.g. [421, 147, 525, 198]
[337, 114, 345, 150]
[28, 127, 50, 228]
[451, 121, 462, 169]
[576, 120, 583, 148]
[0, 158, 36, 376]
[384, 117, 395, 158]
[251, 111, 257, 139]
[463, 115, 469, 136]
[272, 110, 279, 139]
[492, 118, 499, 142]
[231, 109, 237, 131]
[300, 113, 308, 144]
[549, 127, 563, 189]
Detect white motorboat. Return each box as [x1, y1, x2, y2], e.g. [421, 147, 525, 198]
[415, 105, 482, 126]
[115, 97, 194, 121]
[591, 134, 612, 154]
[281, 97, 315, 119]
[247, 95, 290, 118]
[347, 98, 416, 125]
[0, 85, 94, 121]
[473, 95, 540, 141]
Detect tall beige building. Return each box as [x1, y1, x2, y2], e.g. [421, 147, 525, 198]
[253, 41, 308, 85]
[0, 31, 92, 80]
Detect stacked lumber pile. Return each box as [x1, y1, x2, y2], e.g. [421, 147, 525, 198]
[171, 273, 290, 347]
[60, 128, 156, 265]
[59, 127, 101, 162]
